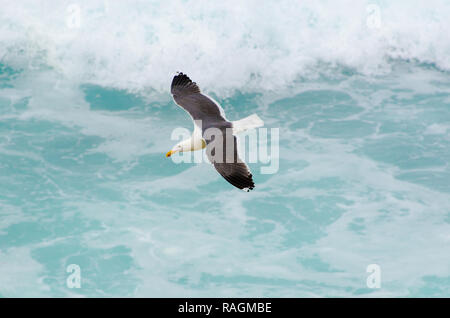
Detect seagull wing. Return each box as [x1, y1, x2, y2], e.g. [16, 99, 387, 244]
[205, 129, 255, 191]
[171, 73, 228, 130]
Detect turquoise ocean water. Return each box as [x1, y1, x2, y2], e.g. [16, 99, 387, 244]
[0, 1, 449, 297]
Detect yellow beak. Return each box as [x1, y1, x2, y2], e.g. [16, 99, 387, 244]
[166, 150, 173, 157]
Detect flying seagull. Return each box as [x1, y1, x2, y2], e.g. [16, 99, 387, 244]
[166, 73, 264, 191]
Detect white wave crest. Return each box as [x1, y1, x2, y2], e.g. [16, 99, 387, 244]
[1, 0, 449, 94]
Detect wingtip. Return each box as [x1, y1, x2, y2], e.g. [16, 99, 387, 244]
[242, 178, 255, 192]
[171, 72, 200, 94]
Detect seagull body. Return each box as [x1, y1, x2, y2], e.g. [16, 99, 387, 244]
[166, 73, 264, 191]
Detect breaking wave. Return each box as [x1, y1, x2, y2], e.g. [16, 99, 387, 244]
[1, 0, 449, 94]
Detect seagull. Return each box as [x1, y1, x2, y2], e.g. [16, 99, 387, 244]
[166, 73, 264, 191]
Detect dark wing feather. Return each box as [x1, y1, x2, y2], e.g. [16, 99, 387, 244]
[214, 161, 255, 191]
[171, 72, 200, 96]
[205, 131, 255, 191]
[171, 72, 227, 128]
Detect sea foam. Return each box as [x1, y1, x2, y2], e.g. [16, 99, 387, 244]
[0, 0, 449, 94]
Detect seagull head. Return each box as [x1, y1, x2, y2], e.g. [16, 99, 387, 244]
[166, 136, 205, 157]
[166, 144, 183, 157]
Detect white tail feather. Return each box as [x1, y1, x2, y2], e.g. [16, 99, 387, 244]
[232, 114, 264, 134]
